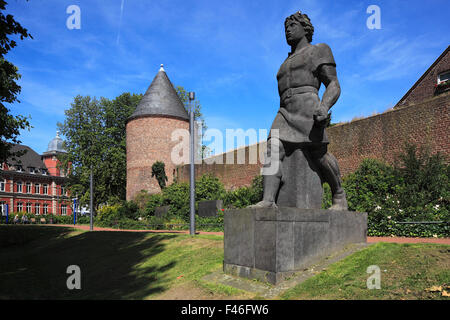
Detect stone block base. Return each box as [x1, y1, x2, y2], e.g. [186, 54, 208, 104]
[223, 207, 367, 284]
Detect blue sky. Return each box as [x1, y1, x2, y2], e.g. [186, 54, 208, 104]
[4, 0, 450, 154]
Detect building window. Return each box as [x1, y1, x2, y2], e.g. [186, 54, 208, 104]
[0, 202, 5, 216]
[61, 186, 66, 196]
[28, 167, 35, 174]
[17, 202, 23, 212]
[16, 165, 23, 172]
[35, 203, 40, 215]
[42, 168, 48, 175]
[0, 179, 5, 192]
[61, 204, 67, 215]
[34, 183, 40, 194]
[26, 182, 32, 194]
[43, 184, 48, 195]
[438, 70, 450, 84]
[26, 203, 32, 213]
[43, 204, 48, 214]
[17, 181, 23, 193]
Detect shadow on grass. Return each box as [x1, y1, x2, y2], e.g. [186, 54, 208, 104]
[0, 226, 178, 299]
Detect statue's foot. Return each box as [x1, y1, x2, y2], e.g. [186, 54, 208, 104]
[329, 192, 348, 211]
[248, 200, 278, 209]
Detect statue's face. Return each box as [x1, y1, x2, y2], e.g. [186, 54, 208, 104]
[285, 20, 306, 46]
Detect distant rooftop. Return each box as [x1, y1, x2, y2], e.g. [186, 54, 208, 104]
[44, 131, 66, 154]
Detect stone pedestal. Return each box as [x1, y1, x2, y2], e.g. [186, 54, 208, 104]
[223, 207, 367, 284]
[199, 200, 223, 217]
[155, 205, 170, 218]
[276, 147, 323, 209]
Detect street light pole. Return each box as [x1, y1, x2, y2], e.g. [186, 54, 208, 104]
[90, 167, 94, 231]
[189, 92, 196, 236]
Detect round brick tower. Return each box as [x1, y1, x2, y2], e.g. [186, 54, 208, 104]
[126, 65, 189, 200]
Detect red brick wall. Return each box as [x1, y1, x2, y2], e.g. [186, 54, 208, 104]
[126, 115, 189, 200]
[328, 92, 449, 176]
[177, 92, 449, 189]
[43, 156, 61, 176]
[176, 143, 265, 190]
[397, 48, 450, 107]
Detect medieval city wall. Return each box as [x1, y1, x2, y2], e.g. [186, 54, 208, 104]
[177, 92, 449, 190]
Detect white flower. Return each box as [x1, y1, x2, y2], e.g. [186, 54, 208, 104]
[433, 234, 438, 238]
[375, 205, 382, 211]
[387, 216, 391, 219]
[399, 209, 403, 213]
[434, 204, 440, 210]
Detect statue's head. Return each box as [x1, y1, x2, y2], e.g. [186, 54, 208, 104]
[284, 11, 314, 45]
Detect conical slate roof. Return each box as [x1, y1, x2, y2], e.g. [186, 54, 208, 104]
[128, 65, 189, 122]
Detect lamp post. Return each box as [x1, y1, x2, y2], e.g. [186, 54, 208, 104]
[189, 91, 196, 236]
[90, 167, 94, 231]
[73, 197, 77, 225]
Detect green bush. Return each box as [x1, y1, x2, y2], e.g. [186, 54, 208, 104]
[196, 213, 224, 232]
[162, 181, 190, 221]
[223, 175, 263, 208]
[341, 144, 449, 237]
[0, 213, 78, 225]
[195, 174, 226, 202]
[143, 193, 164, 218]
[224, 186, 254, 208]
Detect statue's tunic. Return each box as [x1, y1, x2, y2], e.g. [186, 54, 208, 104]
[270, 43, 336, 144]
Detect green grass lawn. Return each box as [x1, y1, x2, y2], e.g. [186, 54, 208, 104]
[281, 242, 450, 300]
[0, 225, 448, 300]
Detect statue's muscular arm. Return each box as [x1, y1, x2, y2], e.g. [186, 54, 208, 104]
[314, 64, 341, 122]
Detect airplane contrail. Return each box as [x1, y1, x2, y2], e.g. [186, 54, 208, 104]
[116, 0, 125, 46]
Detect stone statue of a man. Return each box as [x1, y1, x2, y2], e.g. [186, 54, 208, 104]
[253, 11, 348, 210]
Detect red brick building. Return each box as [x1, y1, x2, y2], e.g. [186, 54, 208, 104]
[0, 132, 73, 216]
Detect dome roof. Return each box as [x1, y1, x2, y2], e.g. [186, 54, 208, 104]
[128, 64, 189, 122]
[47, 131, 66, 153]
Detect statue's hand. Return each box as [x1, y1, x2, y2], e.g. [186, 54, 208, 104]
[313, 103, 328, 123]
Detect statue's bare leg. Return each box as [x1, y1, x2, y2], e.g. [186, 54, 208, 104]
[309, 145, 348, 210]
[249, 137, 285, 208]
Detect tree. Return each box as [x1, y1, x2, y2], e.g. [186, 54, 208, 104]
[151, 161, 168, 190]
[0, 0, 32, 163]
[57, 93, 142, 209]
